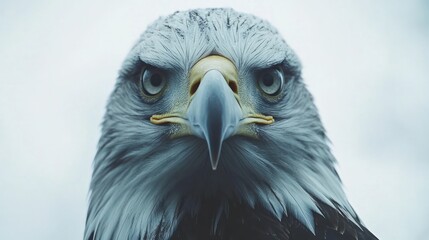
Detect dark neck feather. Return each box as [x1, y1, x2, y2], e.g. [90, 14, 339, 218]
[87, 197, 378, 240]
[168, 198, 378, 240]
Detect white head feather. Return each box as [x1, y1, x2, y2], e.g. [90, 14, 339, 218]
[85, 8, 359, 240]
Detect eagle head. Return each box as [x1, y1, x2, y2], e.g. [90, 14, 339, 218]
[85, 8, 376, 240]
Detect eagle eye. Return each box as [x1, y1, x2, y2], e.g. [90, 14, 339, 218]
[257, 68, 284, 96]
[140, 67, 167, 96]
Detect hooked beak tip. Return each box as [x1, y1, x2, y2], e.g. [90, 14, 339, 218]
[210, 153, 220, 170]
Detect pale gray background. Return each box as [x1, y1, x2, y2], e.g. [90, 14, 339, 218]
[1, 0, 428, 239]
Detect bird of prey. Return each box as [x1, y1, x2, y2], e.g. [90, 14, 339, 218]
[85, 8, 378, 240]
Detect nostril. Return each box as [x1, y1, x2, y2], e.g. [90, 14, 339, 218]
[228, 81, 238, 94]
[191, 78, 238, 96]
[190, 79, 201, 96]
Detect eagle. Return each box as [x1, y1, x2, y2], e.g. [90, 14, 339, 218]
[84, 8, 378, 240]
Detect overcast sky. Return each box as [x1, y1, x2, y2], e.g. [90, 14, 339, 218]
[1, 0, 428, 239]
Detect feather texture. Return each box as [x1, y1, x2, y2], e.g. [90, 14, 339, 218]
[85, 8, 377, 240]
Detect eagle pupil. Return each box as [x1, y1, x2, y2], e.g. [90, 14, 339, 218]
[262, 74, 274, 86]
[150, 73, 163, 87]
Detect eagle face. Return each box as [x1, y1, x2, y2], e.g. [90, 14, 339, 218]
[85, 8, 377, 240]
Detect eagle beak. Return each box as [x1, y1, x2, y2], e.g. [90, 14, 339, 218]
[150, 55, 274, 170]
[187, 69, 242, 170]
